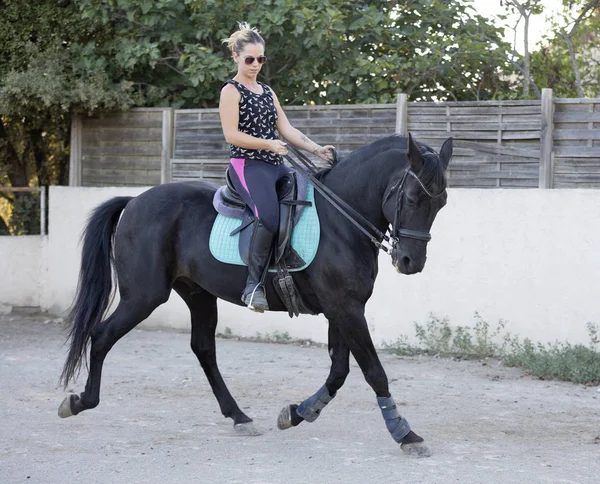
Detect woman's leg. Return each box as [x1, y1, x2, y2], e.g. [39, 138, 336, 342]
[228, 159, 281, 311]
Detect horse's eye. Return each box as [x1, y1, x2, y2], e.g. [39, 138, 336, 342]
[407, 197, 417, 208]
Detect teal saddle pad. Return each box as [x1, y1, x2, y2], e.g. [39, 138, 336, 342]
[209, 182, 320, 272]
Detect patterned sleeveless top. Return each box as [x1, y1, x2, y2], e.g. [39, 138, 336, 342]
[225, 79, 283, 165]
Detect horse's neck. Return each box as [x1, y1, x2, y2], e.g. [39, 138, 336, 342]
[323, 153, 402, 230]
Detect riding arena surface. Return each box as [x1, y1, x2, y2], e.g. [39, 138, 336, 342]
[1, 313, 598, 484]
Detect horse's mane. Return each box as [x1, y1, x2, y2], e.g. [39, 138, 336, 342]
[316, 135, 447, 191]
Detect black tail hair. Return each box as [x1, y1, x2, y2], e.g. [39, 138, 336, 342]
[60, 196, 132, 387]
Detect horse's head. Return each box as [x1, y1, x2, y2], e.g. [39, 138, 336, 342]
[382, 134, 453, 274]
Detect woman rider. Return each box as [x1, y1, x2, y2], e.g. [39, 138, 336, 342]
[219, 23, 335, 312]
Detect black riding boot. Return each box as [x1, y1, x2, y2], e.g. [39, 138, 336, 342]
[242, 221, 273, 312]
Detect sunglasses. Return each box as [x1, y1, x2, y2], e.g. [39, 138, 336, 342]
[243, 55, 267, 65]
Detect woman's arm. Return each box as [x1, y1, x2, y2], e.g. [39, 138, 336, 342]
[272, 90, 335, 161]
[219, 84, 287, 154]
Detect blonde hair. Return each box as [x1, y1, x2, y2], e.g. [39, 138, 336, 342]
[223, 22, 265, 55]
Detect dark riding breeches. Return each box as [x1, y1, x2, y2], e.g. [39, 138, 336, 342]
[228, 158, 291, 234]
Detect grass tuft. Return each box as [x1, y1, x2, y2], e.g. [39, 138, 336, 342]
[382, 314, 600, 386]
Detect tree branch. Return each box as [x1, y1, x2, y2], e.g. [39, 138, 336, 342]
[560, 29, 585, 97]
[567, 0, 600, 36]
[159, 61, 184, 76]
[506, 57, 541, 98]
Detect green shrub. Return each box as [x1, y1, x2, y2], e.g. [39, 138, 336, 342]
[383, 314, 600, 385]
[503, 322, 600, 385]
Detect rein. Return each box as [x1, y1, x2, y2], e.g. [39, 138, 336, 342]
[284, 145, 444, 256]
[283, 149, 392, 253]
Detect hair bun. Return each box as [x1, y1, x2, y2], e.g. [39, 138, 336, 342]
[223, 22, 265, 54]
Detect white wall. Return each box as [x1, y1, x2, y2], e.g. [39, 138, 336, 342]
[368, 189, 600, 346]
[2, 186, 599, 346]
[42, 186, 150, 315]
[0, 235, 44, 308]
[40, 187, 330, 343]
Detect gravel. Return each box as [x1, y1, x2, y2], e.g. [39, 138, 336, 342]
[1, 313, 599, 484]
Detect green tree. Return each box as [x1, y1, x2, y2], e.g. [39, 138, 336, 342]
[556, 0, 600, 97]
[0, 0, 136, 232]
[1, 0, 515, 231]
[529, 0, 600, 97]
[76, 0, 514, 105]
[500, 0, 545, 97]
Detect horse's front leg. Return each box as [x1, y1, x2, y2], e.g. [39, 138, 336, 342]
[337, 304, 430, 457]
[277, 323, 350, 429]
[280, 301, 431, 457]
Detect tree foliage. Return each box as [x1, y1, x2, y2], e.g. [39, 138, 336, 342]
[498, 0, 545, 97]
[0, 0, 139, 231]
[0, 0, 516, 227]
[73, 0, 514, 106]
[0, 0, 137, 189]
[529, 0, 600, 97]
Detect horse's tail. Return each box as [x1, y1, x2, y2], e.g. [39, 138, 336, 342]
[60, 196, 133, 388]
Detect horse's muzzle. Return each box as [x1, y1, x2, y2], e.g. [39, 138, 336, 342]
[393, 252, 425, 275]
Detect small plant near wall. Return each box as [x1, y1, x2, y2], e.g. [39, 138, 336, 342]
[382, 313, 600, 386]
[502, 322, 600, 386]
[382, 312, 506, 360]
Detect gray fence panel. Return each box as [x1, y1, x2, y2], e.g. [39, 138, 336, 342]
[553, 99, 600, 188]
[76, 109, 168, 187]
[71, 94, 600, 189]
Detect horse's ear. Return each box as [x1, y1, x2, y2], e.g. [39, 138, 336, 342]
[407, 132, 423, 172]
[439, 137, 453, 170]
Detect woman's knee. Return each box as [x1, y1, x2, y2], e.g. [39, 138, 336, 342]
[258, 212, 279, 234]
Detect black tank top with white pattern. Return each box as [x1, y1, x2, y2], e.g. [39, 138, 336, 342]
[225, 79, 282, 165]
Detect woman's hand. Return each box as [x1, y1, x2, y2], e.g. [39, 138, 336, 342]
[313, 145, 336, 162]
[267, 140, 288, 156]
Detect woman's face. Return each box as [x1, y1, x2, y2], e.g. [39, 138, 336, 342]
[233, 43, 265, 79]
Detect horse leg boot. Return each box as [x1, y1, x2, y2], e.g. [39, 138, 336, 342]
[242, 220, 273, 312]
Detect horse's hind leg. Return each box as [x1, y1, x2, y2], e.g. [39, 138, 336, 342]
[174, 281, 259, 436]
[277, 324, 350, 429]
[59, 298, 162, 417]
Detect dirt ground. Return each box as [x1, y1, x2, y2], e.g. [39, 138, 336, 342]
[1, 312, 599, 484]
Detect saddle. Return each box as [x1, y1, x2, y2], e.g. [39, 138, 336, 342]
[212, 168, 318, 317]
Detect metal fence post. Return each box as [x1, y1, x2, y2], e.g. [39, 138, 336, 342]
[539, 88, 555, 189]
[396, 93, 408, 136]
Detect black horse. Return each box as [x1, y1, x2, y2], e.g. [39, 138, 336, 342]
[59, 133, 452, 457]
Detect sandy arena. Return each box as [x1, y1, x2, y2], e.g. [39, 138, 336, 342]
[1, 313, 599, 484]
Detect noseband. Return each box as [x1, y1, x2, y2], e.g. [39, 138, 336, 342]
[384, 167, 446, 248]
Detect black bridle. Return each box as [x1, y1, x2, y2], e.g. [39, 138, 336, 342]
[284, 145, 445, 257]
[384, 166, 446, 248]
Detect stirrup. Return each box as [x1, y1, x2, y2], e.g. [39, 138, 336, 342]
[243, 284, 269, 312]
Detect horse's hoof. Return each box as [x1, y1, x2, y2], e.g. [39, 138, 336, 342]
[58, 394, 77, 418]
[277, 405, 293, 430]
[234, 421, 261, 436]
[401, 441, 432, 458]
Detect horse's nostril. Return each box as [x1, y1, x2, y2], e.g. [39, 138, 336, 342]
[401, 256, 411, 269]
